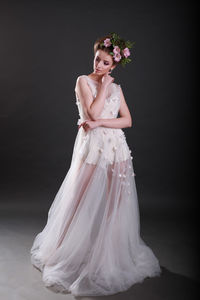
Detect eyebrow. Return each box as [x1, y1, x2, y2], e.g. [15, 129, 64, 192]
[97, 56, 110, 63]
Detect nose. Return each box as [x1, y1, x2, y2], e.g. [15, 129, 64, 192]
[96, 61, 103, 69]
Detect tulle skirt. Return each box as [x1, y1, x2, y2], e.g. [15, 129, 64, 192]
[30, 127, 161, 296]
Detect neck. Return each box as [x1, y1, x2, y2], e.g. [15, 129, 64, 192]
[90, 73, 104, 82]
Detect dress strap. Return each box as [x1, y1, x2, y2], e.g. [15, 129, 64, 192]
[82, 75, 97, 97]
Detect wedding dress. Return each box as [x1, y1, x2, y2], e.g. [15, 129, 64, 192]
[30, 75, 161, 296]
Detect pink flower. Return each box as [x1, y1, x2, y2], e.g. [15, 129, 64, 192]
[113, 52, 121, 62]
[113, 46, 121, 54]
[122, 47, 130, 58]
[104, 38, 111, 47]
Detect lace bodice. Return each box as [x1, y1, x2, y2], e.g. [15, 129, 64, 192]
[72, 75, 131, 165]
[74, 75, 121, 125]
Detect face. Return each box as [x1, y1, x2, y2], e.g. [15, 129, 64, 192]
[93, 49, 116, 75]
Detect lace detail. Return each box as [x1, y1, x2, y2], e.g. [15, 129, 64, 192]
[30, 74, 162, 297]
[75, 75, 121, 121]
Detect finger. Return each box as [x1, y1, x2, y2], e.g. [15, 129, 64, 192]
[78, 123, 84, 129]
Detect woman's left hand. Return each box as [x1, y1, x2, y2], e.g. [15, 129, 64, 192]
[78, 119, 101, 132]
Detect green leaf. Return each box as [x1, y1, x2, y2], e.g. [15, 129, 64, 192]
[125, 40, 135, 48]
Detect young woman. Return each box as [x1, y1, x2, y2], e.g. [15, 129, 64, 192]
[30, 33, 161, 296]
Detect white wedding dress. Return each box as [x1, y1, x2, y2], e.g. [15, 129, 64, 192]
[30, 75, 161, 296]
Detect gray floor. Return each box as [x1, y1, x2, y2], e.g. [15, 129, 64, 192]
[0, 191, 199, 300]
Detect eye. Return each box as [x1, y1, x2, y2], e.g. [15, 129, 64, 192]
[104, 62, 109, 65]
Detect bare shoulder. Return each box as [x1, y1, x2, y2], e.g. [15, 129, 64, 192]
[75, 74, 87, 84]
[75, 75, 88, 91]
[75, 75, 93, 102]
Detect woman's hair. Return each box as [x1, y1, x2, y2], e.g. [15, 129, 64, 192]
[93, 34, 119, 67]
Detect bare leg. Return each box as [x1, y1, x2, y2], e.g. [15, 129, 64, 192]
[106, 160, 129, 219]
[56, 162, 97, 248]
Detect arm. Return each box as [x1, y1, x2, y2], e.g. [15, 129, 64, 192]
[97, 85, 132, 129]
[75, 77, 108, 121]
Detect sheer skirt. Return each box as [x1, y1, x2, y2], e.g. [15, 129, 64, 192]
[30, 136, 161, 296]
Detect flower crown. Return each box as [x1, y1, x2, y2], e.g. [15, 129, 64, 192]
[99, 32, 135, 67]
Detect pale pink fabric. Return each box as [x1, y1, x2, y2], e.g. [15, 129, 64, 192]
[30, 75, 161, 296]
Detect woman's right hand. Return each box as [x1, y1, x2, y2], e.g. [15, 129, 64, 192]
[101, 71, 114, 88]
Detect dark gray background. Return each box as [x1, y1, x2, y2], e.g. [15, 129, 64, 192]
[0, 0, 197, 217]
[0, 1, 199, 298]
